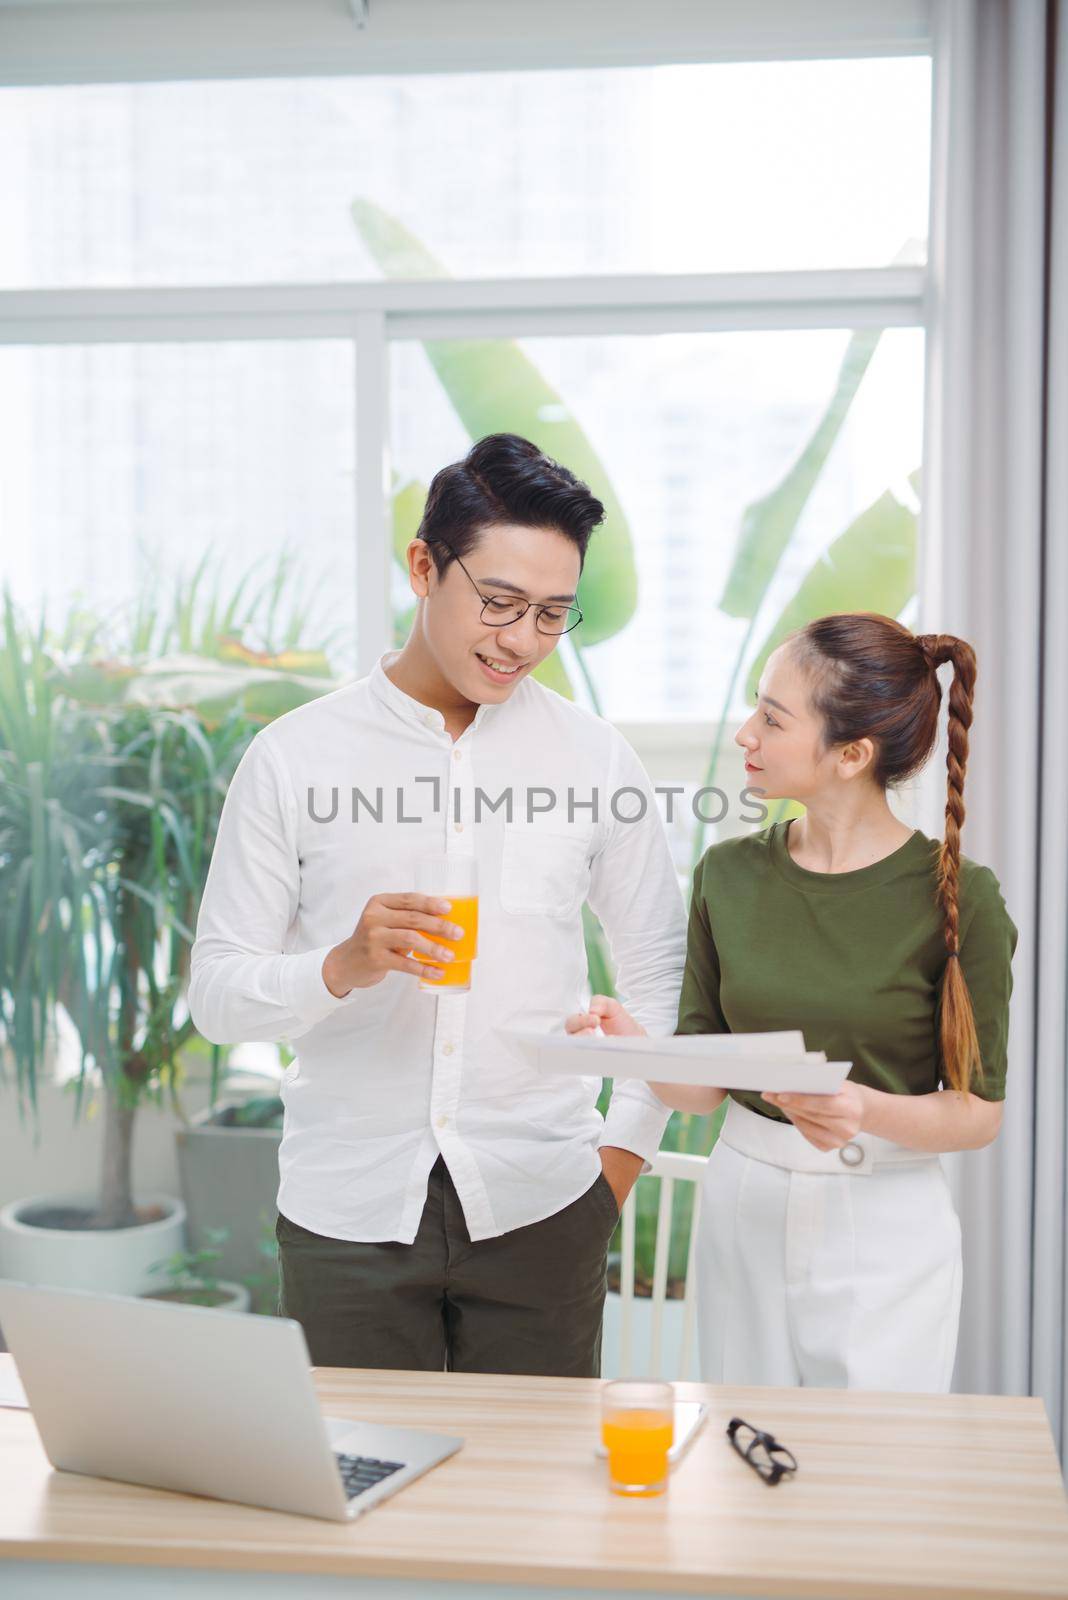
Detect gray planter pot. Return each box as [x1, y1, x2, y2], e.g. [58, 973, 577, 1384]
[175, 1103, 281, 1301]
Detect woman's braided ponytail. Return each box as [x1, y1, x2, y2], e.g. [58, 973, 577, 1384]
[915, 634, 982, 1093]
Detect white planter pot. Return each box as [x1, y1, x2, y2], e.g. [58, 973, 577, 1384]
[0, 1192, 186, 1296]
[601, 1289, 700, 1381]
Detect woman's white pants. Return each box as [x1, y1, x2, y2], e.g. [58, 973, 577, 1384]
[696, 1098, 963, 1391]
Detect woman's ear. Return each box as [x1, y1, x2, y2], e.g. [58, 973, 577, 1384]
[838, 737, 876, 782]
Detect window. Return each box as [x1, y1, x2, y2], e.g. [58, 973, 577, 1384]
[0, 20, 933, 851]
[1, 58, 929, 287]
[1, 341, 357, 668]
[391, 328, 925, 726]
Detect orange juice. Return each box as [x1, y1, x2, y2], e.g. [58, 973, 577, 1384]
[602, 1408, 674, 1495]
[416, 895, 479, 989]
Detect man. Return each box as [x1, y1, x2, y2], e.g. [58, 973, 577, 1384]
[189, 433, 686, 1376]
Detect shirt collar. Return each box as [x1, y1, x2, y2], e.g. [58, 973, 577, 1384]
[369, 652, 507, 738]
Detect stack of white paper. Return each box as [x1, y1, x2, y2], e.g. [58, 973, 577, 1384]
[500, 1029, 850, 1094]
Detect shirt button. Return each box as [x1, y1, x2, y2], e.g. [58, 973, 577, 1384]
[436, 1114, 449, 1129]
[442, 1044, 454, 1056]
[839, 1141, 865, 1167]
[453, 749, 462, 761]
[454, 822, 463, 833]
[423, 712, 435, 726]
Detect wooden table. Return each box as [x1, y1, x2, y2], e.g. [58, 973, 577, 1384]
[1, 1354, 1066, 1599]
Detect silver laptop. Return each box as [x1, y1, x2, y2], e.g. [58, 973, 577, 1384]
[0, 1280, 462, 1522]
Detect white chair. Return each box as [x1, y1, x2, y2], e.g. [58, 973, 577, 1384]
[613, 1149, 706, 1381]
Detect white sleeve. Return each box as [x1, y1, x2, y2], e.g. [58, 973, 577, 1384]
[586, 731, 687, 1166]
[188, 734, 357, 1045]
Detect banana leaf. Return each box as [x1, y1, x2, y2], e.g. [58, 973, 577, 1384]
[392, 603, 417, 650]
[691, 331, 902, 867]
[353, 199, 637, 651]
[530, 652, 575, 699]
[392, 478, 428, 567]
[583, 904, 616, 1001]
[744, 485, 917, 703]
[719, 329, 881, 620]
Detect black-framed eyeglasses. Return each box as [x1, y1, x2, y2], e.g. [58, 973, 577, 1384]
[726, 1417, 798, 1486]
[444, 546, 584, 636]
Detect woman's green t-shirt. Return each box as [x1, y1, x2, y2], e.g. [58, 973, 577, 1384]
[675, 821, 1017, 1121]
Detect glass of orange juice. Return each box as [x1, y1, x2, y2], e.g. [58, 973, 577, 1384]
[601, 1380, 675, 1497]
[413, 856, 478, 993]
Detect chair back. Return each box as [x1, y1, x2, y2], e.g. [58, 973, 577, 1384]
[611, 1149, 705, 1380]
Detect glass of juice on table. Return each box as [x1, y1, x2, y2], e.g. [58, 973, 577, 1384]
[413, 856, 478, 992]
[601, 1380, 675, 1497]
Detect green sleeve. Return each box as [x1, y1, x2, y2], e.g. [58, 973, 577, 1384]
[942, 865, 1018, 1100]
[675, 854, 729, 1037]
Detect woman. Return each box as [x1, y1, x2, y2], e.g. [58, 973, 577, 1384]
[568, 614, 1017, 1391]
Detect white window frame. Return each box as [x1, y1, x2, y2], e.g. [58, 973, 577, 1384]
[0, 0, 940, 774]
[0, 0, 931, 83]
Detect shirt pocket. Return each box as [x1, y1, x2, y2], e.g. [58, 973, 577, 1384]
[499, 820, 593, 918]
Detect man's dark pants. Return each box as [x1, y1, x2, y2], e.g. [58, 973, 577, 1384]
[276, 1157, 620, 1376]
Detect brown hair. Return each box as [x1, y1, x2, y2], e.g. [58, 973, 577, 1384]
[790, 613, 981, 1095]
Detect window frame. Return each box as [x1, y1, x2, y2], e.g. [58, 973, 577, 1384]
[0, 0, 943, 773]
[0, 0, 932, 84]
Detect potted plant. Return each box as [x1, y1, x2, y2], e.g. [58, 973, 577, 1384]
[0, 569, 336, 1295]
[175, 1095, 285, 1290]
[241, 1210, 283, 1317]
[142, 1227, 250, 1312]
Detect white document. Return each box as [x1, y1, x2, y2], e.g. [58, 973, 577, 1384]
[501, 1029, 851, 1094]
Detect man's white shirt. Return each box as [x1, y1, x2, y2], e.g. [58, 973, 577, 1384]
[189, 653, 687, 1243]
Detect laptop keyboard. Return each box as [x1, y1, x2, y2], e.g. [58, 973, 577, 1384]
[336, 1452, 406, 1501]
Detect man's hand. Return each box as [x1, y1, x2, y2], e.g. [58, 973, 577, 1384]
[322, 893, 466, 997]
[599, 1145, 644, 1213]
[761, 1082, 868, 1151]
[565, 995, 647, 1037]
[568, 1002, 647, 1208]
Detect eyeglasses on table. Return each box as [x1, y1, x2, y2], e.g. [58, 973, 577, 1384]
[726, 1416, 798, 1486]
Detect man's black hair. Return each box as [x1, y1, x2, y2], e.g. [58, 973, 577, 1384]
[415, 433, 605, 575]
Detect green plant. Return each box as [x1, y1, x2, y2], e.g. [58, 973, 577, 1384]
[226, 1095, 284, 1131]
[597, 342, 917, 1282]
[144, 1225, 232, 1306]
[0, 564, 337, 1230]
[693, 345, 920, 864]
[605, 1101, 728, 1299]
[242, 1208, 282, 1317]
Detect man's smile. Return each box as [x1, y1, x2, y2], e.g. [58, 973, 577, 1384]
[475, 651, 526, 679]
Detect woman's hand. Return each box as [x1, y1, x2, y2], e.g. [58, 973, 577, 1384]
[565, 995, 646, 1037]
[761, 1082, 867, 1151]
[567, 1000, 724, 1115]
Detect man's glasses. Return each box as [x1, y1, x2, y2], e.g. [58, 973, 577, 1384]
[726, 1417, 798, 1486]
[444, 547, 583, 636]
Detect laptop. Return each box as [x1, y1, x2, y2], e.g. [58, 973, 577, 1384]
[0, 1280, 462, 1522]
